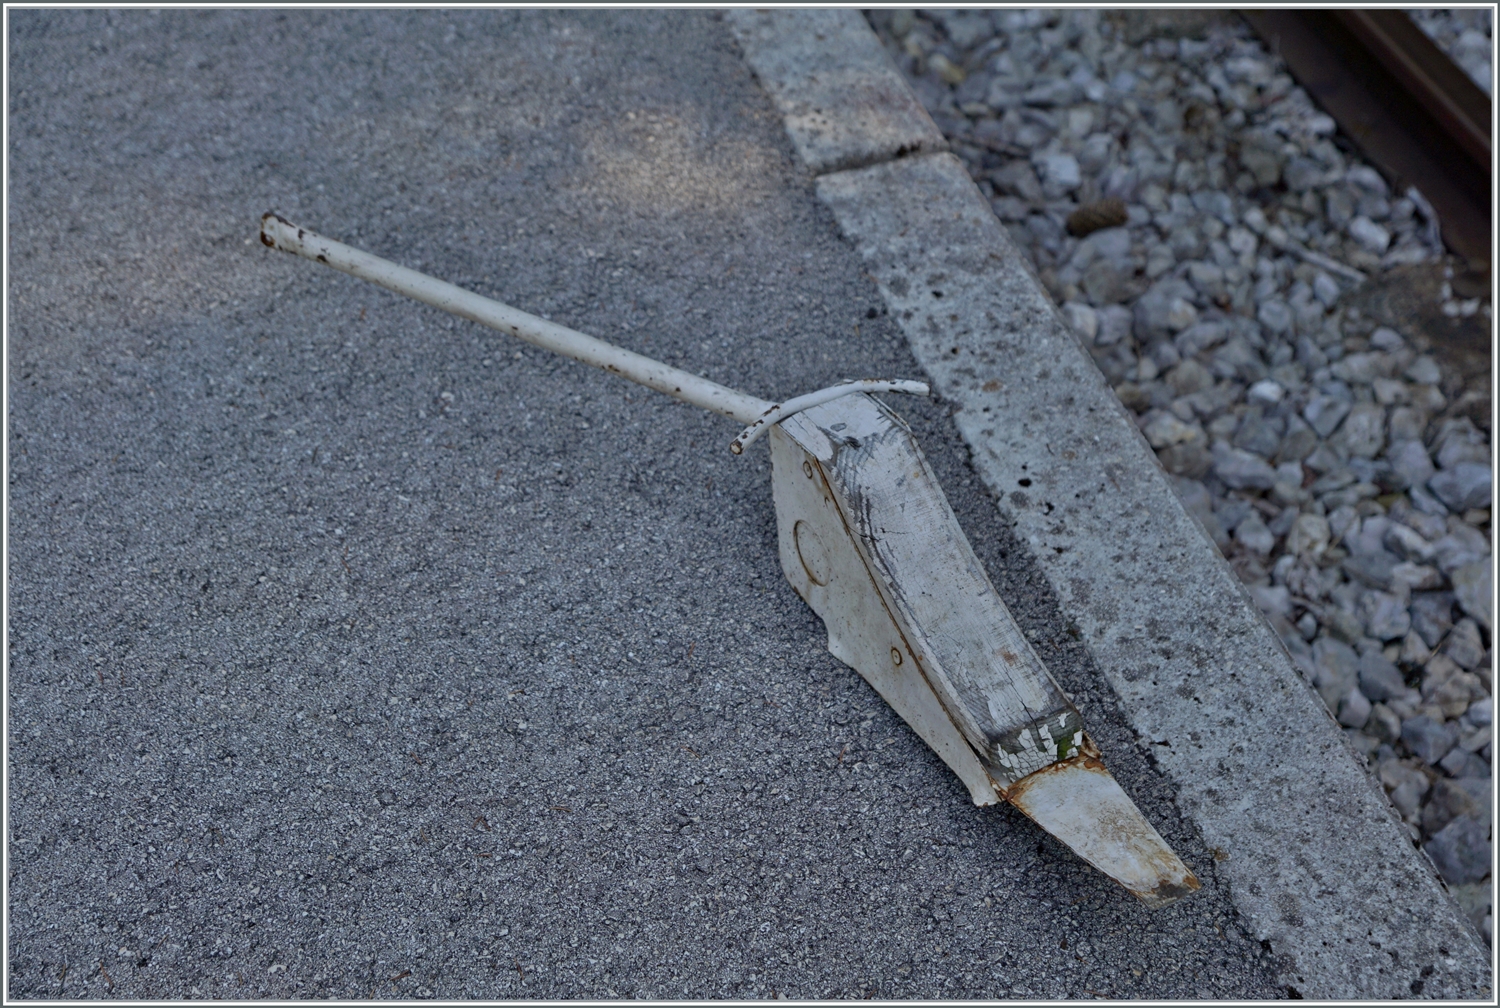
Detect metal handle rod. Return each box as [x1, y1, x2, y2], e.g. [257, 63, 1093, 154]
[730, 378, 930, 454]
[259, 213, 773, 424]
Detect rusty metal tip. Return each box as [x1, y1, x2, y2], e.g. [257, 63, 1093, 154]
[1006, 754, 1199, 908]
[259, 213, 292, 249]
[729, 442, 744, 455]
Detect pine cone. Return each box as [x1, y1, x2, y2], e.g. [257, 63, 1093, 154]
[1066, 198, 1129, 237]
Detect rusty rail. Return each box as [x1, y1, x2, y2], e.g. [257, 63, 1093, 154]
[1241, 9, 1492, 270]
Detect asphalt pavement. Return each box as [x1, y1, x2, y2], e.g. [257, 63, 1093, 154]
[8, 9, 1283, 999]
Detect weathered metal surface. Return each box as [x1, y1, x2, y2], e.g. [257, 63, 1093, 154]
[778, 395, 1077, 790]
[1008, 748, 1202, 910]
[1336, 10, 1489, 172]
[769, 422, 1000, 806]
[771, 393, 1199, 906]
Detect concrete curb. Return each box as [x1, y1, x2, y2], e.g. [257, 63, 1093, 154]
[727, 8, 1491, 1000]
[727, 7, 946, 174]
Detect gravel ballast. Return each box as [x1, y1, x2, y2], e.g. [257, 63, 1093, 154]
[868, 7, 1492, 947]
[1407, 7, 1494, 96]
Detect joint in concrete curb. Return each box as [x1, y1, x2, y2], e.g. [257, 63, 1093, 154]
[725, 8, 948, 177]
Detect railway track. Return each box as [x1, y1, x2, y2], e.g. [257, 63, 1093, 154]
[1242, 9, 1492, 281]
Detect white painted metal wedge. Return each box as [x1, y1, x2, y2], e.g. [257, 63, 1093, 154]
[768, 397, 1200, 908]
[260, 214, 1200, 908]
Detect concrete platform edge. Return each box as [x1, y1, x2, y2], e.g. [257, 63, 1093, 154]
[726, 8, 1492, 1000]
[724, 7, 947, 174]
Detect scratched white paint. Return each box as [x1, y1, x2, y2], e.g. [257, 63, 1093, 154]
[772, 394, 1198, 906]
